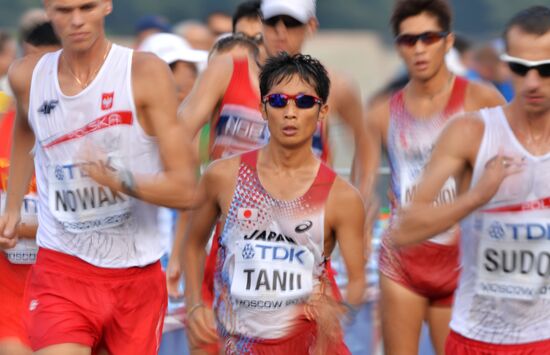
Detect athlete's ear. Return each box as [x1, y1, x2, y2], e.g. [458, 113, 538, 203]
[318, 103, 329, 121]
[259, 101, 268, 121]
[104, 0, 113, 16]
[306, 18, 318, 37]
[445, 32, 455, 53]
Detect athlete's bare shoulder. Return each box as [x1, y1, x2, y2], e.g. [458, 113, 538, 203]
[198, 53, 234, 88]
[202, 155, 241, 193]
[325, 175, 365, 226]
[365, 93, 391, 136]
[464, 79, 506, 111]
[8, 52, 49, 100]
[131, 51, 174, 92]
[440, 110, 487, 161]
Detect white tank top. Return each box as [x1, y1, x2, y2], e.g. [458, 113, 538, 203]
[214, 150, 336, 343]
[28, 45, 164, 268]
[452, 106, 550, 344]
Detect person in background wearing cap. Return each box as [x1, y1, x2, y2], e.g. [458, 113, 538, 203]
[171, 0, 369, 299]
[134, 14, 172, 49]
[139, 33, 207, 103]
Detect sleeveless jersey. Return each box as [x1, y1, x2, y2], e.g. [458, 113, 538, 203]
[0, 100, 39, 265]
[214, 150, 336, 343]
[28, 45, 164, 268]
[387, 76, 467, 244]
[452, 107, 550, 344]
[209, 57, 329, 162]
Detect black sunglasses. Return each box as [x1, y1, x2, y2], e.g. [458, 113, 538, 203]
[263, 93, 323, 109]
[263, 15, 304, 28]
[501, 54, 550, 78]
[395, 31, 449, 47]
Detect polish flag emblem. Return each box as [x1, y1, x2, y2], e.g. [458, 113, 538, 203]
[101, 92, 114, 110]
[238, 208, 258, 221]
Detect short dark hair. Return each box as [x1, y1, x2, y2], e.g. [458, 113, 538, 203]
[209, 33, 259, 59]
[22, 22, 60, 47]
[260, 53, 330, 103]
[232, 1, 262, 32]
[453, 34, 472, 55]
[391, 0, 452, 36]
[503, 6, 550, 49]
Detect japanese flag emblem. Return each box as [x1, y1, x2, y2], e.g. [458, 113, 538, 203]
[101, 92, 114, 110]
[238, 208, 258, 221]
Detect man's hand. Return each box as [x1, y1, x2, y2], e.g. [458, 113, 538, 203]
[186, 304, 219, 349]
[472, 154, 525, 207]
[0, 212, 21, 249]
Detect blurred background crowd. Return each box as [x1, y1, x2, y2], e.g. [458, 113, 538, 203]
[0, 1, 539, 354]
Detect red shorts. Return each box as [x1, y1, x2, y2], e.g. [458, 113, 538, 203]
[379, 237, 460, 306]
[0, 253, 31, 345]
[23, 248, 167, 354]
[446, 331, 550, 354]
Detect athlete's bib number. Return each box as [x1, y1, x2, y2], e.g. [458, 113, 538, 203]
[231, 240, 314, 310]
[475, 215, 550, 301]
[47, 159, 131, 233]
[1, 192, 39, 264]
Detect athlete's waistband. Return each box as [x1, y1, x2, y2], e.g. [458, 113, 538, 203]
[449, 330, 550, 351]
[35, 247, 161, 280]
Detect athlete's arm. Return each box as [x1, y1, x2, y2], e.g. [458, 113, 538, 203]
[0, 56, 39, 248]
[84, 53, 200, 209]
[326, 178, 367, 307]
[177, 55, 233, 140]
[182, 158, 237, 347]
[391, 114, 521, 246]
[352, 100, 389, 257]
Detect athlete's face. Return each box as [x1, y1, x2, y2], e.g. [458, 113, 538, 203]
[171, 61, 197, 104]
[260, 75, 328, 149]
[506, 27, 550, 116]
[44, 0, 112, 52]
[262, 17, 317, 57]
[396, 12, 453, 81]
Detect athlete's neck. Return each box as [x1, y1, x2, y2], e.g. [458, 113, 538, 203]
[262, 141, 318, 171]
[507, 101, 550, 146]
[61, 37, 111, 79]
[408, 65, 454, 100]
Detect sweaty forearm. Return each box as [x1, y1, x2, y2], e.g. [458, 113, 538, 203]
[182, 241, 207, 307]
[5, 125, 35, 213]
[392, 190, 482, 246]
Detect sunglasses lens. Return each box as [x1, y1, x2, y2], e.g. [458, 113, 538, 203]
[508, 62, 530, 76]
[295, 95, 317, 108]
[264, 15, 303, 28]
[396, 35, 417, 46]
[263, 17, 279, 27]
[537, 64, 550, 77]
[421, 32, 444, 45]
[268, 94, 288, 108]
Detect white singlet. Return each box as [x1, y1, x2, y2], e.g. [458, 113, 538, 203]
[27, 45, 164, 268]
[452, 106, 550, 344]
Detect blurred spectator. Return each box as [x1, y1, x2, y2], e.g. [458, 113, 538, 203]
[173, 20, 214, 51]
[20, 21, 61, 56]
[0, 31, 16, 95]
[139, 33, 207, 103]
[454, 34, 474, 70]
[467, 41, 514, 101]
[232, 0, 265, 62]
[17, 8, 48, 41]
[207, 11, 232, 37]
[208, 33, 260, 61]
[134, 15, 171, 48]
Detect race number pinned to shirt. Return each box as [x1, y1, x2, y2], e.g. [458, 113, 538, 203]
[231, 240, 314, 310]
[1, 192, 39, 264]
[475, 214, 550, 301]
[47, 157, 132, 233]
